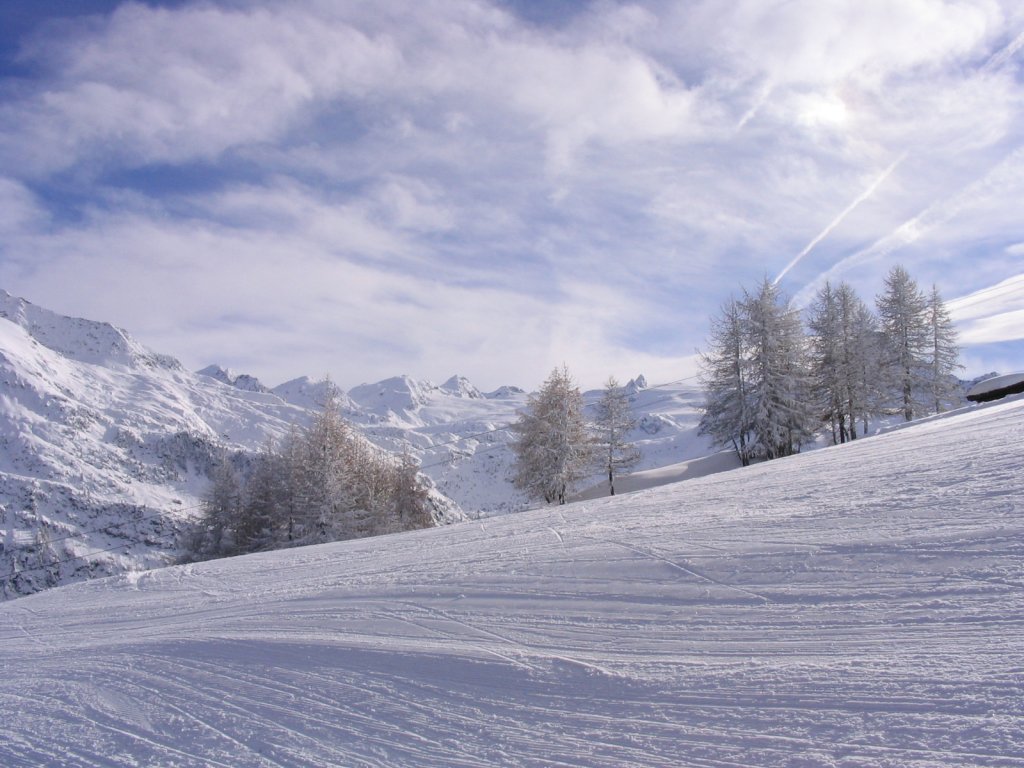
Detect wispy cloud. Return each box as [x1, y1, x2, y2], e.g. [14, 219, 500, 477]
[948, 270, 1024, 346]
[1, 0, 1023, 387]
[775, 153, 906, 285]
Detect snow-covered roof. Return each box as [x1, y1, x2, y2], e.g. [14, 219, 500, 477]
[966, 372, 1024, 401]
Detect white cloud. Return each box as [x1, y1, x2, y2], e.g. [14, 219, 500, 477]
[0, 178, 48, 237]
[0, 182, 669, 389]
[1, 0, 1023, 388]
[948, 272, 1024, 346]
[2, 2, 403, 173]
[956, 309, 1024, 345]
[707, 0, 1003, 87]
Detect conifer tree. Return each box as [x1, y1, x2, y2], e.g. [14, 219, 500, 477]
[876, 265, 930, 421]
[925, 283, 962, 414]
[807, 282, 846, 442]
[389, 452, 434, 532]
[300, 387, 362, 542]
[593, 376, 641, 495]
[511, 365, 593, 504]
[193, 383, 438, 561]
[201, 455, 243, 555]
[236, 446, 281, 551]
[807, 281, 880, 442]
[699, 297, 753, 465]
[840, 284, 885, 437]
[742, 278, 816, 460]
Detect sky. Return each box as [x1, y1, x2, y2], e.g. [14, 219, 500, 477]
[1, 0, 1023, 392]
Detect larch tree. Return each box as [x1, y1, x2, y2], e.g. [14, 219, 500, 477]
[807, 282, 847, 443]
[699, 297, 753, 465]
[807, 281, 881, 443]
[876, 265, 930, 421]
[298, 388, 357, 543]
[511, 365, 593, 505]
[742, 278, 816, 460]
[200, 453, 243, 556]
[192, 383, 437, 561]
[925, 283, 963, 414]
[388, 452, 434, 533]
[237, 442, 285, 552]
[593, 376, 641, 495]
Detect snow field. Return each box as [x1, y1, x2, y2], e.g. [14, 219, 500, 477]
[1, 396, 1022, 766]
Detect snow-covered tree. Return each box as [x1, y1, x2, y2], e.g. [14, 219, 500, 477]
[199, 454, 243, 556]
[277, 424, 307, 544]
[742, 278, 816, 460]
[299, 389, 359, 542]
[592, 376, 641, 495]
[807, 281, 881, 443]
[388, 452, 434, 533]
[845, 288, 886, 437]
[511, 365, 593, 504]
[236, 444, 283, 552]
[699, 297, 753, 465]
[191, 387, 437, 561]
[700, 281, 814, 463]
[924, 284, 963, 414]
[876, 265, 930, 421]
[807, 282, 846, 442]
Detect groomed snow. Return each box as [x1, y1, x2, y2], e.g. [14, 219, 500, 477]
[1, 397, 1022, 766]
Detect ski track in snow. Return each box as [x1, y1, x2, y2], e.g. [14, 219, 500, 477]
[1, 397, 1023, 766]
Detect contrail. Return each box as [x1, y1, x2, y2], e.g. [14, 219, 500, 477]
[981, 28, 1024, 73]
[792, 143, 1024, 309]
[773, 153, 906, 285]
[783, 24, 1024, 307]
[736, 81, 773, 132]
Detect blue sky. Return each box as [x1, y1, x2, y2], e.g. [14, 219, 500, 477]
[1, 0, 1023, 390]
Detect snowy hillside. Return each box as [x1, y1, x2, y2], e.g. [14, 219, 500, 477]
[1, 395, 1021, 766]
[0, 292, 462, 599]
[349, 373, 717, 515]
[0, 290, 716, 598]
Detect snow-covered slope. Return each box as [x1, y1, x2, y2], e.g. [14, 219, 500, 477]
[0, 289, 180, 372]
[1, 395, 1021, 766]
[0, 297, 319, 598]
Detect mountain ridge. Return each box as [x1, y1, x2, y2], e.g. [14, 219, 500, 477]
[0, 292, 469, 599]
[0, 290, 741, 599]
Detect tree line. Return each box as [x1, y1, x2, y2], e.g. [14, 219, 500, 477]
[187, 390, 435, 560]
[699, 265, 962, 466]
[192, 262, 962, 538]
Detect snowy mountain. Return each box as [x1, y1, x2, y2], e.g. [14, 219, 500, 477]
[0, 290, 736, 599]
[1, 393, 1021, 766]
[439, 374, 484, 399]
[0, 293, 462, 599]
[196, 364, 270, 393]
[0, 289, 181, 372]
[339, 370, 721, 515]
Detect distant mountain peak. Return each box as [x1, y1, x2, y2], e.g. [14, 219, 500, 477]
[440, 375, 483, 399]
[625, 374, 648, 393]
[272, 376, 355, 411]
[486, 385, 525, 399]
[198, 364, 269, 393]
[347, 375, 434, 423]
